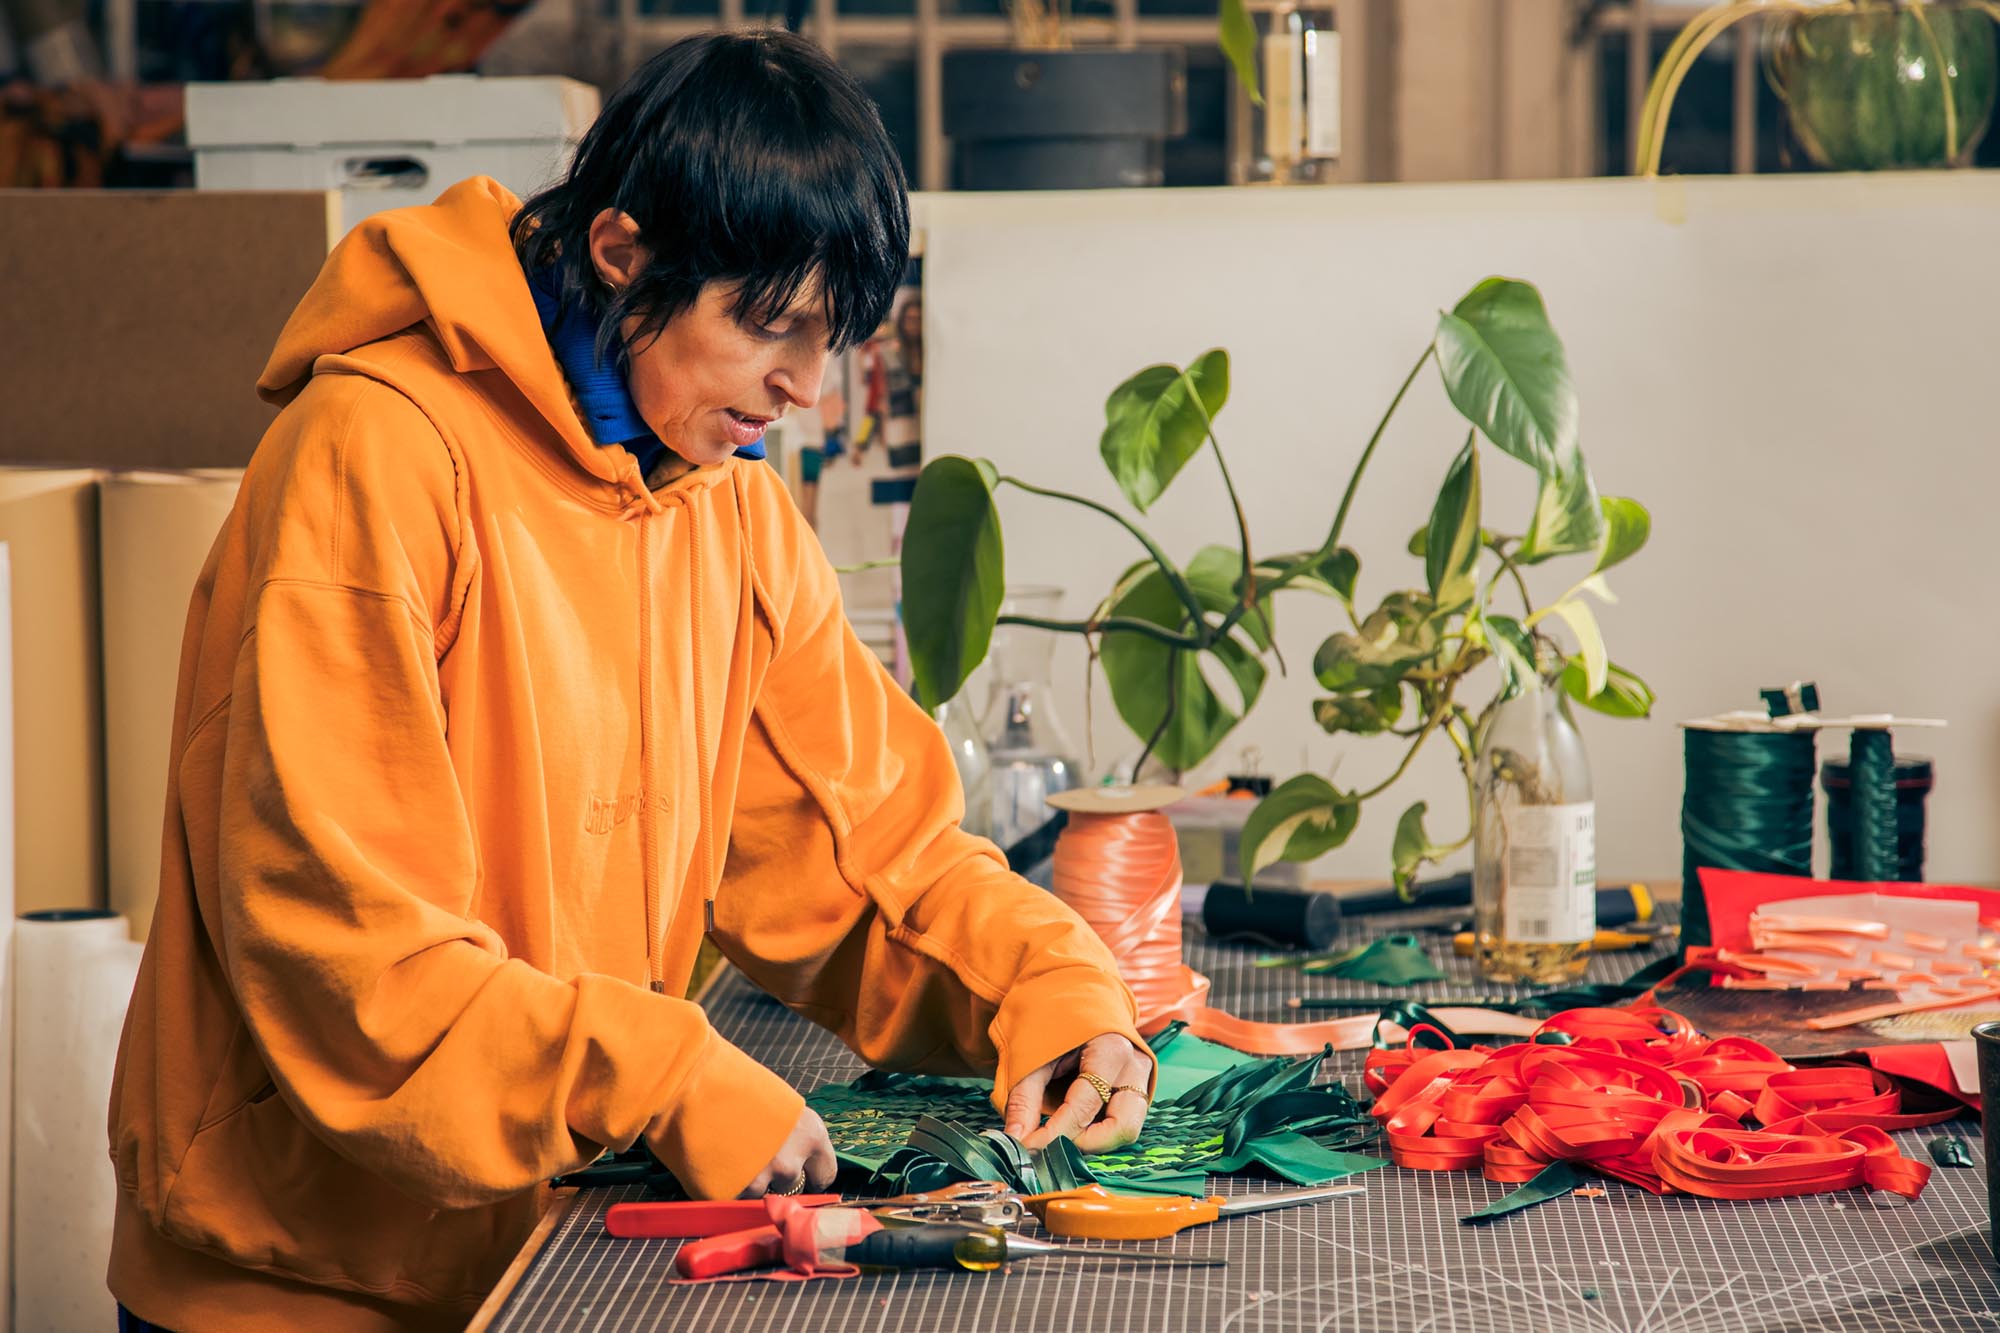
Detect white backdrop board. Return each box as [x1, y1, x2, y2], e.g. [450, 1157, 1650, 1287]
[914, 171, 2000, 884]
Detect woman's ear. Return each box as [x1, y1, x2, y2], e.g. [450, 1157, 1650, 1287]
[587, 209, 650, 290]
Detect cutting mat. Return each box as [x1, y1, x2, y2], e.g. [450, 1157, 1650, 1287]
[486, 908, 2000, 1332]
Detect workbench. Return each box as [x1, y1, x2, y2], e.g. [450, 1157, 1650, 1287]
[472, 906, 2000, 1331]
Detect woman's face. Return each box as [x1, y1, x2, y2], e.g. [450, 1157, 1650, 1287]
[590, 210, 830, 467]
[897, 298, 922, 342]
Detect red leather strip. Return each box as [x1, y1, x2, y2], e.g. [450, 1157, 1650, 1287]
[1368, 1005, 1944, 1201]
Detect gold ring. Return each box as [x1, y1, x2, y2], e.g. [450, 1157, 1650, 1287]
[1077, 1072, 1115, 1107]
[773, 1174, 804, 1195]
[1111, 1084, 1151, 1104]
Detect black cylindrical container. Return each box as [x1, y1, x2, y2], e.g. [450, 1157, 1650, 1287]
[1822, 754, 1933, 882]
[1975, 1021, 2000, 1262]
[1201, 884, 1341, 950]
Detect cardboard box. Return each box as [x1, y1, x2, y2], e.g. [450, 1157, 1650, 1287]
[100, 470, 242, 940]
[186, 75, 598, 234]
[0, 189, 340, 470]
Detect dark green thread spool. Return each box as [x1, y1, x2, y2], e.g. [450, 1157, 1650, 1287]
[1681, 722, 1818, 949]
[1823, 748, 1932, 883]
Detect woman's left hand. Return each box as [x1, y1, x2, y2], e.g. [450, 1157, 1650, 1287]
[1003, 1033, 1152, 1153]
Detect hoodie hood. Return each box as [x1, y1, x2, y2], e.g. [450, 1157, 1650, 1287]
[259, 177, 625, 489]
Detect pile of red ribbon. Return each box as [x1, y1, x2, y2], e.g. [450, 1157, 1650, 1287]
[1365, 1006, 1953, 1200]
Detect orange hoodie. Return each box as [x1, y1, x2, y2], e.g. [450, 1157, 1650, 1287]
[107, 177, 1146, 1331]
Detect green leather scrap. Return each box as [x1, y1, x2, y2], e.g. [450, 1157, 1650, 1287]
[1461, 1161, 1583, 1224]
[1287, 934, 1448, 984]
[1148, 1023, 1259, 1102]
[1928, 1136, 1975, 1168]
[807, 1022, 1386, 1196]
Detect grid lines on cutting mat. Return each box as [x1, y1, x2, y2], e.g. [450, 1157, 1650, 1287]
[491, 910, 2000, 1331]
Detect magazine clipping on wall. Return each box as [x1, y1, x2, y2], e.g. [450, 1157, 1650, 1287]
[782, 254, 922, 682]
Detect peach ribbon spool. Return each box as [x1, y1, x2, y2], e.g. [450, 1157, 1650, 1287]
[1044, 786, 1491, 1057]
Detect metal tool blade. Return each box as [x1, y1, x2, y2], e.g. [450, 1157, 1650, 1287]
[1002, 1235, 1224, 1267]
[1215, 1184, 1368, 1218]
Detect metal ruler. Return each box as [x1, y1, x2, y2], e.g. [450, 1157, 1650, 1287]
[487, 910, 2000, 1331]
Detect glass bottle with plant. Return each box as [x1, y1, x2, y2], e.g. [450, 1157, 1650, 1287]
[898, 277, 1655, 900]
[1635, 0, 1998, 175]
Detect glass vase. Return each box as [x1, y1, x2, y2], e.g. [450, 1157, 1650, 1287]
[980, 586, 1081, 858]
[1767, 0, 1997, 170]
[1471, 673, 1596, 984]
[933, 695, 994, 842]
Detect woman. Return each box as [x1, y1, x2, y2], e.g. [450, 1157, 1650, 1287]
[108, 31, 1152, 1332]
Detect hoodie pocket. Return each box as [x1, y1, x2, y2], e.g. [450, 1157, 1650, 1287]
[162, 1091, 536, 1307]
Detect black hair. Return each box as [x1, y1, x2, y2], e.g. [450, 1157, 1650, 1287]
[513, 29, 910, 357]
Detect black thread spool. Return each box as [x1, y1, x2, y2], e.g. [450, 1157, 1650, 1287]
[1821, 753, 1933, 883]
[1201, 883, 1342, 950]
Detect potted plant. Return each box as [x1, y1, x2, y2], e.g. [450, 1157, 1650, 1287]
[941, 0, 1265, 189]
[1635, 0, 1998, 175]
[898, 276, 1655, 893]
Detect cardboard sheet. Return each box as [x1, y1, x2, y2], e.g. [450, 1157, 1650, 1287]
[0, 189, 337, 469]
[100, 471, 242, 941]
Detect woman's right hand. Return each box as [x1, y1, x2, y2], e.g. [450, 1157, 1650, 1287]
[737, 1105, 838, 1198]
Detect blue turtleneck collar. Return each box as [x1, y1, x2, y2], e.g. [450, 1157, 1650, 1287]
[525, 265, 767, 474]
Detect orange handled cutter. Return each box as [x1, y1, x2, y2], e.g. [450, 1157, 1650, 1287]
[1028, 1183, 1366, 1240]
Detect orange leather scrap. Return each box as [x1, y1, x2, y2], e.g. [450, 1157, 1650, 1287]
[1363, 1005, 1956, 1201]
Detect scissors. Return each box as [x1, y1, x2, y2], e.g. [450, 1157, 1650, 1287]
[1024, 1183, 1367, 1240]
[603, 1180, 1023, 1239]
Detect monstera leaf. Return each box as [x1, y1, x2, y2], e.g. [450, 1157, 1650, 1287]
[901, 456, 1003, 711]
[1100, 351, 1229, 513]
[1099, 552, 1268, 772]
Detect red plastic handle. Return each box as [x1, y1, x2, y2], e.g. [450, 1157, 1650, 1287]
[673, 1224, 787, 1279]
[605, 1197, 841, 1239]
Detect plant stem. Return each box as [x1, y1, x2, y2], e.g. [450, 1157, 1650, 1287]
[1485, 543, 1533, 613]
[833, 557, 900, 575]
[1135, 648, 1180, 777]
[1217, 344, 1435, 635]
[1323, 344, 1434, 563]
[1356, 679, 1459, 802]
[1211, 432, 1288, 672]
[1445, 717, 1479, 852]
[1177, 369, 1286, 674]
[1000, 476, 1211, 634]
[1444, 716, 1477, 774]
[998, 613, 1199, 650]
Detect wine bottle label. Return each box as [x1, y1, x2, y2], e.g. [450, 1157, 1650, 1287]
[1501, 802, 1596, 944]
[1305, 29, 1341, 159]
